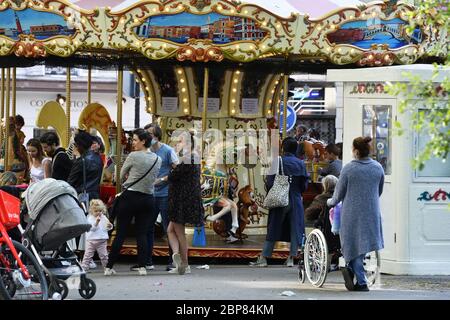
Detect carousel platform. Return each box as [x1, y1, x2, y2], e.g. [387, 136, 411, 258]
[114, 233, 291, 259]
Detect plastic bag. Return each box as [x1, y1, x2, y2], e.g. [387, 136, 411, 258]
[330, 202, 342, 235]
[192, 225, 206, 247]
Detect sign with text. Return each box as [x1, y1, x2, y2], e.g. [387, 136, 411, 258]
[162, 97, 179, 113]
[241, 98, 259, 114]
[198, 98, 220, 113]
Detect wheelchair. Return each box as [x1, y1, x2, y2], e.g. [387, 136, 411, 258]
[297, 212, 380, 288]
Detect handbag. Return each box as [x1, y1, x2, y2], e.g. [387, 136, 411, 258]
[263, 156, 290, 209]
[109, 156, 159, 223]
[78, 157, 89, 213]
[192, 225, 206, 247]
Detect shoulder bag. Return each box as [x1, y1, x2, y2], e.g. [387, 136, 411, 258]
[263, 156, 290, 209]
[108, 156, 159, 222]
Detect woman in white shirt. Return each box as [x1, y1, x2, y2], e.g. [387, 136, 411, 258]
[26, 138, 51, 183]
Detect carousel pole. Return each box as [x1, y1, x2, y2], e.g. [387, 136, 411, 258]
[87, 66, 92, 105]
[4, 68, 10, 171]
[66, 67, 71, 147]
[116, 68, 123, 194]
[202, 67, 209, 160]
[282, 74, 288, 139]
[0, 69, 5, 152]
[12, 68, 16, 117]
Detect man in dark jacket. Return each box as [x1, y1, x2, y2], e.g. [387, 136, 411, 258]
[40, 132, 73, 181]
[67, 131, 103, 200]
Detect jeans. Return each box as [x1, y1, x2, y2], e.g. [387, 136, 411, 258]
[147, 196, 172, 265]
[348, 254, 367, 285]
[107, 191, 154, 268]
[262, 220, 299, 258]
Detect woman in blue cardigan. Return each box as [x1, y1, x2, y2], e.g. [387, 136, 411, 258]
[327, 136, 384, 292]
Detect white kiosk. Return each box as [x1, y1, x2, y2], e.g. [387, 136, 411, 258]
[328, 64, 450, 275]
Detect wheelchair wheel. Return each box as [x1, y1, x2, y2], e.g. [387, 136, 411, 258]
[0, 240, 48, 300]
[364, 251, 380, 287]
[79, 277, 96, 299]
[304, 229, 329, 288]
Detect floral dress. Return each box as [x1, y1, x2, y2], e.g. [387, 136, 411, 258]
[168, 155, 204, 226]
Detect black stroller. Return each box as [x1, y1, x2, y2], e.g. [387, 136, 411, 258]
[20, 179, 96, 300]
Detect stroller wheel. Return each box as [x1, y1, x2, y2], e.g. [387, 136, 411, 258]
[55, 279, 69, 300]
[79, 278, 96, 299]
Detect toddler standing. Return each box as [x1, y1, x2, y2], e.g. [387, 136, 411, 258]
[81, 199, 113, 271]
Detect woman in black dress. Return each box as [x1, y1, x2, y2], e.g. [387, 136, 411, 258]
[167, 131, 204, 275]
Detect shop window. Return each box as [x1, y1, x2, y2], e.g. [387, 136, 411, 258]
[362, 105, 392, 175]
[415, 124, 450, 179]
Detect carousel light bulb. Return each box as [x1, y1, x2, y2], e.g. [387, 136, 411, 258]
[233, 79, 238, 83]
[180, 79, 185, 83]
[52, 40, 56, 45]
[384, 55, 390, 61]
[231, 99, 236, 103]
[184, 108, 189, 113]
[134, 18, 139, 23]
[372, 12, 377, 17]
[276, 24, 281, 29]
[163, 43, 167, 48]
[148, 108, 152, 112]
[181, 88, 186, 92]
[217, 5, 223, 11]
[317, 26, 322, 31]
[351, 48, 355, 54]
[49, 5, 54, 10]
[142, 78, 146, 82]
[327, 47, 331, 52]
[231, 109, 236, 114]
[135, 40, 141, 46]
[404, 49, 408, 54]
[235, 44, 240, 49]
[183, 98, 188, 103]
[208, 50, 214, 55]
[330, 24, 335, 30]
[269, 99, 272, 103]
[267, 110, 271, 114]
[368, 54, 374, 60]
[349, 15, 354, 19]
[232, 88, 237, 92]
[177, 69, 183, 74]
[236, 70, 240, 74]
[271, 89, 275, 93]
[186, 49, 192, 55]
[165, 7, 170, 12]
[361, 13, 366, 18]
[178, 4, 183, 9]
[275, 81, 279, 85]
[74, 40, 78, 45]
[230, 9, 235, 14]
[33, 45, 39, 51]
[244, 10, 248, 14]
[145, 86, 149, 90]
[262, 22, 267, 26]
[120, 18, 125, 24]
[153, 8, 157, 12]
[81, 18, 86, 24]
[262, 45, 266, 49]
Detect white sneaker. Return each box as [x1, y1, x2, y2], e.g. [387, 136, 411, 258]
[89, 261, 97, 269]
[104, 268, 116, 276]
[249, 256, 268, 267]
[168, 265, 191, 274]
[137, 267, 147, 276]
[172, 253, 186, 275]
[285, 256, 294, 267]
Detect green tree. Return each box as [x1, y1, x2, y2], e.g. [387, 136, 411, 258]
[387, 0, 449, 171]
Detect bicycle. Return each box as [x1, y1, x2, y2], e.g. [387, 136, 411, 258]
[0, 190, 48, 300]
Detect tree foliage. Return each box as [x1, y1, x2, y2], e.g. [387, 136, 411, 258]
[387, 0, 449, 171]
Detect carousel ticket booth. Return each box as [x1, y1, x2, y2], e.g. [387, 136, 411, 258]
[328, 65, 450, 275]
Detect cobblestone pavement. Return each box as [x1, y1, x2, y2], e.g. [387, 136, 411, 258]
[63, 262, 450, 300]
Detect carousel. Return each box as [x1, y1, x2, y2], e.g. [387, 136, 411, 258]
[0, 0, 443, 259]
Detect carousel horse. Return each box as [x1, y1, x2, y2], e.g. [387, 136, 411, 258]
[301, 140, 326, 161]
[103, 123, 131, 184]
[235, 185, 260, 239]
[202, 144, 241, 243]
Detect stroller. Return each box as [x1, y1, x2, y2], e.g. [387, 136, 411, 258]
[20, 179, 96, 300]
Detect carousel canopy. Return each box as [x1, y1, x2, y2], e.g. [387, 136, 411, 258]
[0, 0, 444, 70]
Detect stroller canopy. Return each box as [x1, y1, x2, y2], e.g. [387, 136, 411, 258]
[24, 179, 79, 220]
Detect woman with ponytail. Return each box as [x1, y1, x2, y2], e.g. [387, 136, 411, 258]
[327, 136, 384, 292]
